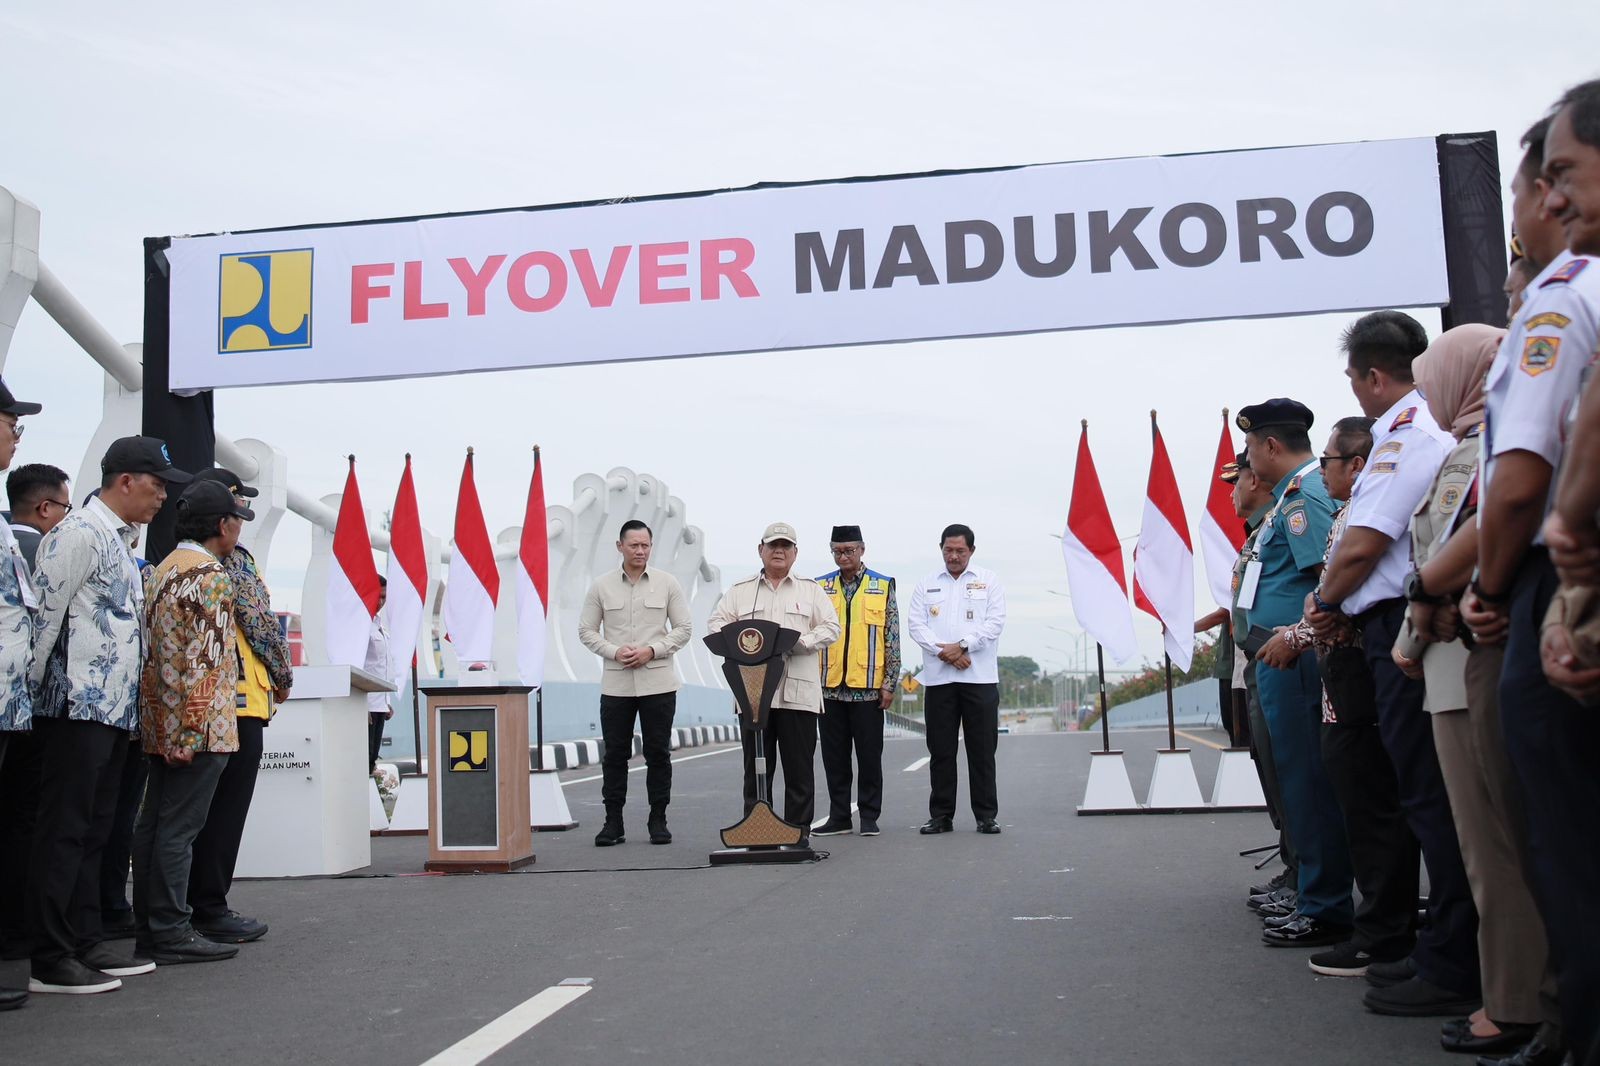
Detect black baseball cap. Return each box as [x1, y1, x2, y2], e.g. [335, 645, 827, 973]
[193, 466, 259, 498]
[0, 377, 41, 417]
[100, 436, 192, 483]
[177, 480, 254, 521]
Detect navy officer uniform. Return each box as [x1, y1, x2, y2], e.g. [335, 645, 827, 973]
[1236, 400, 1354, 947]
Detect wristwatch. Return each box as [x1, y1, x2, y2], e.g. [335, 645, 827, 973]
[1469, 576, 1509, 605]
[1405, 568, 1446, 605]
[1311, 590, 1340, 615]
[958, 639, 970, 651]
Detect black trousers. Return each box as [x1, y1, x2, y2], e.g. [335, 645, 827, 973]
[0, 730, 43, 958]
[26, 717, 128, 966]
[189, 716, 264, 922]
[1501, 552, 1600, 1062]
[820, 698, 885, 823]
[1245, 662, 1297, 887]
[924, 682, 999, 822]
[1318, 644, 1419, 955]
[1362, 601, 1480, 995]
[599, 692, 676, 814]
[741, 708, 817, 827]
[368, 714, 386, 771]
[99, 732, 148, 919]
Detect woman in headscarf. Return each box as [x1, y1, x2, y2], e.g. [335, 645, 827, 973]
[1395, 324, 1555, 1055]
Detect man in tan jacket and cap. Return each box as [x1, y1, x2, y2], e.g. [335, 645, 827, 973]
[708, 522, 840, 835]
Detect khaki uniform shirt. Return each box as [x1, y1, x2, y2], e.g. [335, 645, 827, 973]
[578, 566, 692, 698]
[1397, 434, 1477, 712]
[707, 571, 841, 714]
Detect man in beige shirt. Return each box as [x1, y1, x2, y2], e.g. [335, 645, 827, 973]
[578, 520, 692, 846]
[707, 522, 840, 834]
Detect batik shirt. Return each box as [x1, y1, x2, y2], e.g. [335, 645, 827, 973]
[140, 543, 239, 755]
[28, 497, 145, 732]
[0, 522, 36, 732]
[225, 546, 292, 690]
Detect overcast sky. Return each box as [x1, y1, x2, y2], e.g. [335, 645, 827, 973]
[3, 2, 1597, 683]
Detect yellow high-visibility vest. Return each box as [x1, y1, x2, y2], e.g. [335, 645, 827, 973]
[817, 569, 891, 690]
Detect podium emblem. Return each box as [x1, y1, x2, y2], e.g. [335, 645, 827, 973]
[737, 627, 765, 656]
[448, 729, 490, 772]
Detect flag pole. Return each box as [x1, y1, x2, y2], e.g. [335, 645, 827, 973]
[1163, 646, 1177, 751]
[532, 443, 546, 772]
[1096, 642, 1110, 754]
[410, 657, 422, 768]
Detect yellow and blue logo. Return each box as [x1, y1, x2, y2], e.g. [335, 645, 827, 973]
[448, 729, 490, 772]
[217, 249, 313, 353]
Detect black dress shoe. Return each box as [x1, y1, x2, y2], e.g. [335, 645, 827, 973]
[1474, 1031, 1568, 1066]
[594, 817, 624, 847]
[0, 987, 26, 1011]
[1442, 1021, 1540, 1055]
[1261, 915, 1351, 948]
[976, 819, 1001, 834]
[1365, 956, 1416, 988]
[812, 819, 853, 837]
[1363, 975, 1480, 1017]
[919, 817, 953, 834]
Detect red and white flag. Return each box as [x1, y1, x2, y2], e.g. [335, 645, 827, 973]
[1200, 412, 1247, 610]
[442, 448, 499, 665]
[1060, 422, 1138, 664]
[325, 456, 382, 668]
[516, 447, 550, 687]
[1133, 413, 1195, 671]
[383, 453, 428, 689]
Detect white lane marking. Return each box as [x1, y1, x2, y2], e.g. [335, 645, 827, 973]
[1048, 868, 1075, 874]
[562, 744, 739, 786]
[811, 803, 858, 830]
[1012, 916, 1074, 921]
[903, 756, 931, 773]
[420, 980, 593, 1066]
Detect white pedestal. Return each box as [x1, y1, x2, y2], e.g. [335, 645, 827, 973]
[388, 774, 429, 833]
[236, 665, 394, 877]
[1146, 748, 1205, 810]
[530, 769, 577, 831]
[1077, 750, 1141, 813]
[1210, 748, 1268, 809]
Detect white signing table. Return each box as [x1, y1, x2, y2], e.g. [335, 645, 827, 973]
[235, 664, 394, 877]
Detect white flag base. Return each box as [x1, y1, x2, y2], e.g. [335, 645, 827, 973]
[386, 774, 430, 834]
[1210, 748, 1268, 810]
[368, 778, 390, 833]
[1076, 750, 1142, 814]
[1146, 749, 1206, 809]
[530, 769, 577, 831]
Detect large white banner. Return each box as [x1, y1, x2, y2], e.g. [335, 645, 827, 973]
[165, 138, 1448, 390]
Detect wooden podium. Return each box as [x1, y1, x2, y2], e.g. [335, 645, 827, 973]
[420, 683, 535, 873]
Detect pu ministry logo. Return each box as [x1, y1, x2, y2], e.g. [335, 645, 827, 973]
[217, 249, 313, 353]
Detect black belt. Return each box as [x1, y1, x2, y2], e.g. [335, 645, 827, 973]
[1350, 597, 1406, 629]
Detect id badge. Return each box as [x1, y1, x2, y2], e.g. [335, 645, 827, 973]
[1237, 560, 1262, 611]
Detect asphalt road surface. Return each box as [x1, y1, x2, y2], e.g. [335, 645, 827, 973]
[4, 728, 1460, 1065]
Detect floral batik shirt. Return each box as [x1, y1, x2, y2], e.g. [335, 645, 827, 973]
[140, 543, 239, 755]
[28, 497, 144, 733]
[0, 522, 36, 732]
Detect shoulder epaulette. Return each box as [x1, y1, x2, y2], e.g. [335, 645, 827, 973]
[1286, 474, 1303, 494]
[1541, 259, 1589, 288]
[1390, 407, 1417, 431]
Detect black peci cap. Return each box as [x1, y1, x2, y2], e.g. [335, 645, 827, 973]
[177, 480, 254, 521]
[0, 377, 41, 417]
[1236, 399, 1315, 434]
[193, 466, 259, 498]
[101, 436, 192, 483]
[830, 525, 863, 542]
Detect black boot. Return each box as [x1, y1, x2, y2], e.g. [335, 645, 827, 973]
[594, 812, 624, 847]
[647, 807, 671, 845]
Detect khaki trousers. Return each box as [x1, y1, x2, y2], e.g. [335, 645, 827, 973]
[1430, 645, 1554, 1025]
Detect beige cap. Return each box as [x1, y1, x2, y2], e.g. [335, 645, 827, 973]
[761, 521, 798, 544]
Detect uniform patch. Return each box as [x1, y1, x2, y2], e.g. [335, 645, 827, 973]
[1521, 336, 1560, 376]
[1540, 258, 1589, 287]
[1372, 440, 1404, 460]
[1371, 461, 1398, 473]
[1439, 484, 1463, 513]
[1287, 510, 1309, 536]
[1390, 407, 1416, 431]
[1525, 311, 1572, 330]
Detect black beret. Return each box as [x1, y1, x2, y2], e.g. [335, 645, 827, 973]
[1236, 398, 1314, 434]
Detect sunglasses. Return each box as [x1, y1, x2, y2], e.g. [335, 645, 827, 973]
[1319, 454, 1360, 469]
